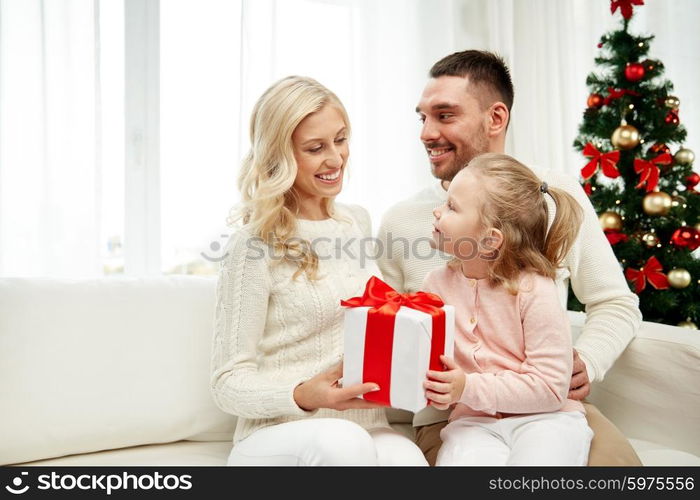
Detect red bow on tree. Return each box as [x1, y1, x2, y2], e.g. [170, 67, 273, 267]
[603, 87, 641, 106]
[633, 153, 672, 192]
[605, 230, 629, 246]
[611, 0, 644, 19]
[625, 256, 669, 294]
[581, 143, 621, 180]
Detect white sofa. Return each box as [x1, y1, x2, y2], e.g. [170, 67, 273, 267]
[1, 276, 699, 466]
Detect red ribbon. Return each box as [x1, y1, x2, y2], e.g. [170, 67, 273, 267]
[611, 0, 644, 19]
[581, 143, 621, 180]
[341, 276, 447, 406]
[624, 256, 669, 294]
[605, 230, 629, 246]
[602, 87, 641, 106]
[633, 153, 672, 192]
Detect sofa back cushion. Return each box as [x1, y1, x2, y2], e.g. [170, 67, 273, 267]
[0, 276, 236, 465]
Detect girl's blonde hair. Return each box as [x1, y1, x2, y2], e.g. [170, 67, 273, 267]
[456, 153, 583, 294]
[230, 76, 350, 280]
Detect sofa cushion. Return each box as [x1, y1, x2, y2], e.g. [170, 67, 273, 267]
[17, 441, 233, 466]
[0, 276, 236, 465]
[629, 439, 700, 466]
[568, 311, 700, 459]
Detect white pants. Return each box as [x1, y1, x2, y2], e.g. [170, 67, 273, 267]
[437, 411, 593, 466]
[227, 418, 428, 466]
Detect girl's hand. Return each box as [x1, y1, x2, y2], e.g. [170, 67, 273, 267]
[424, 355, 465, 410]
[293, 361, 385, 411]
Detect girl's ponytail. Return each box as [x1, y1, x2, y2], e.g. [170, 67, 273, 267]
[543, 187, 583, 268]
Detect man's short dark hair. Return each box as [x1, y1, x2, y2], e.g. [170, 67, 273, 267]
[430, 50, 514, 113]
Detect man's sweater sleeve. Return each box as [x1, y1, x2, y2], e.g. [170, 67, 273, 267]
[376, 208, 407, 293]
[209, 229, 314, 419]
[460, 277, 572, 414]
[557, 174, 642, 382]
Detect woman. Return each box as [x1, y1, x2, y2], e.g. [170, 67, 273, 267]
[211, 76, 427, 466]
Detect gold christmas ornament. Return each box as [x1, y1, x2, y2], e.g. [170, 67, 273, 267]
[664, 96, 680, 109]
[641, 232, 660, 247]
[642, 191, 672, 216]
[677, 321, 698, 330]
[611, 124, 640, 150]
[598, 211, 623, 231]
[667, 268, 691, 289]
[674, 148, 695, 166]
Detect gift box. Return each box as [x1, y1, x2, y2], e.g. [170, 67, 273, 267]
[341, 276, 454, 413]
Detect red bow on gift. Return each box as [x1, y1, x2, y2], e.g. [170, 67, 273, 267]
[603, 87, 641, 106]
[581, 143, 621, 180]
[341, 276, 447, 406]
[634, 153, 672, 192]
[611, 0, 644, 19]
[624, 256, 669, 294]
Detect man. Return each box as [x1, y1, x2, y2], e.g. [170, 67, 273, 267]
[377, 50, 643, 466]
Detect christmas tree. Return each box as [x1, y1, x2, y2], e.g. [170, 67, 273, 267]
[568, 0, 699, 329]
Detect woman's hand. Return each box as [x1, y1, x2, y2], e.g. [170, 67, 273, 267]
[424, 355, 465, 410]
[293, 361, 385, 411]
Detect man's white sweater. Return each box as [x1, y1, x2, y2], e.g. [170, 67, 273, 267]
[377, 169, 642, 427]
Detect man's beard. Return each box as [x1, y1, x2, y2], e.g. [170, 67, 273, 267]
[429, 132, 489, 182]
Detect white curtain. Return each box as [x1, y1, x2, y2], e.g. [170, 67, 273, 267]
[1, 0, 698, 278]
[454, 0, 700, 178]
[234, 0, 700, 230]
[235, 0, 456, 226]
[0, 0, 101, 277]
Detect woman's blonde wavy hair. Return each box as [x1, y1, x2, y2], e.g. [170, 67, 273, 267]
[229, 76, 351, 280]
[451, 153, 583, 294]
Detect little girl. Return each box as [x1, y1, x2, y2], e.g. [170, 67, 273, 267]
[423, 152, 594, 466]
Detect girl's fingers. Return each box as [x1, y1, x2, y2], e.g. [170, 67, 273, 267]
[425, 390, 451, 405]
[423, 379, 451, 394]
[440, 355, 458, 370]
[426, 369, 453, 382]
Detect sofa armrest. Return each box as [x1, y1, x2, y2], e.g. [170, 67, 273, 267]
[571, 312, 700, 456]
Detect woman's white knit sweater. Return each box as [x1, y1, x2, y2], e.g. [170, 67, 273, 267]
[210, 203, 390, 445]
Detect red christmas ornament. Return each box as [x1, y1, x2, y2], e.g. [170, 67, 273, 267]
[581, 143, 621, 180]
[671, 227, 700, 251]
[605, 230, 629, 245]
[665, 110, 680, 125]
[587, 93, 604, 108]
[583, 182, 593, 196]
[650, 143, 671, 156]
[686, 172, 700, 189]
[625, 63, 645, 82]
[625, 256, 669, 294]
[611, 0, 644, 19]
[597, 42, 604, 48]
